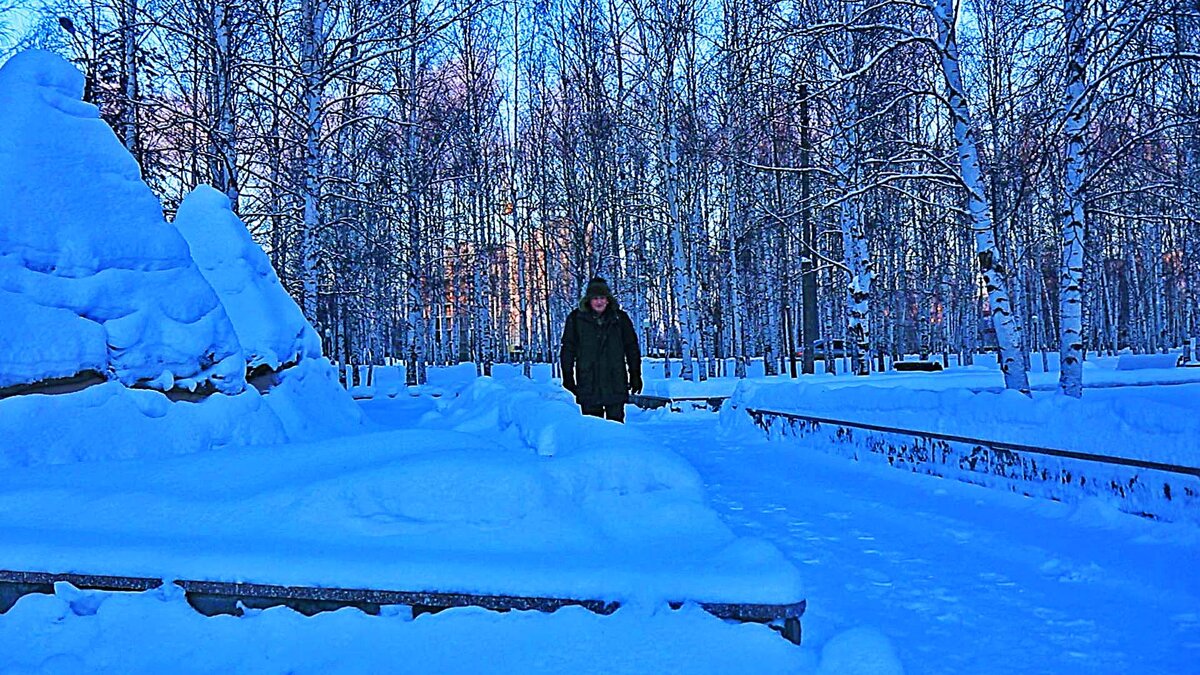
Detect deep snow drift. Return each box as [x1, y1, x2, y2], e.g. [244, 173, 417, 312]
[0, 376, 819, 673]
[0, 50, 243, 394]
[173, 185, 322, 372]
[0, 52, 362, 467]
[0, 377, 804, 605]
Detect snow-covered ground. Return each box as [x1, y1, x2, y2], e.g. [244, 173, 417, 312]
[639, 408, 1200, 675]
[0, 379, 803, 606]
[0, 382, 822, 674]
[7, 391, 1193, 673]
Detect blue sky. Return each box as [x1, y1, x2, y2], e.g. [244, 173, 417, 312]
[1, 1, 41, 53]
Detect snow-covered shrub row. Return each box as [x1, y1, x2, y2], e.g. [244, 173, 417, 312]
[344, 363, 554, 401]
[640, 375, 740, 399]
[720, 377, 1200, 465]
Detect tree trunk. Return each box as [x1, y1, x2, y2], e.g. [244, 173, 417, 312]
[1058, 0, 1088, 396]
[299, 0, 327, 326]
[663, 81, 698, 381]
[933, 0, 1030, 392]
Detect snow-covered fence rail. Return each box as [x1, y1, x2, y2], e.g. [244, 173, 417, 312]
[0, 569, 805, 644]
[745, 409, 1200, 525]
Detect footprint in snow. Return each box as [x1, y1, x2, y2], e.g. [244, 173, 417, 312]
[860, 568, 893, 586]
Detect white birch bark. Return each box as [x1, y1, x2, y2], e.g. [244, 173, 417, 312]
[660, 29, 698, 382]
[211, 0, 239, 212]
[120, 0, 138, 155]
[688, 195, 707, 379]
[727, 169, 747, 378]
[933, 0, 1030, 392]
[512, 0, 531, 377]
[403, 0, 426, 384]
[1058, 0, 1087, 396]
[832, 9, 872, 376]
[665, 113, 697, 381]
[299, 0, 327, 326]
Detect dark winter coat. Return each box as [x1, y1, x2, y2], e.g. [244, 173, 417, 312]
[559, 297, 642, 407]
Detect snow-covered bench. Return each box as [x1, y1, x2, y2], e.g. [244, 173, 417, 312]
[629, 393, 729, 411]
[1115, 353, 1184, 370]
[892, 360, 944, 372]
[631, 377, 739, 412]
[0, 570, 806, 644]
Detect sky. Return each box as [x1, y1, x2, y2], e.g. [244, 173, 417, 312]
[1, 2, 40, 54]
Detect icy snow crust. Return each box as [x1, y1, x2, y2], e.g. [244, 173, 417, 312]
[173, 186, 321, 372]
[0, 52, 245, 393]
[0, 376, 805, 605]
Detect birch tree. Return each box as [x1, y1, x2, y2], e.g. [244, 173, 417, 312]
[1059, 0, 1087, 397]
[932, 0, 1030, 392]
[833, 1, 872, 376]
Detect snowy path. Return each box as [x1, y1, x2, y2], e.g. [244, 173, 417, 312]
[634, 409, 1200, 675]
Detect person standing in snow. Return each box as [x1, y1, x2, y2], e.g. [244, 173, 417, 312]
[559, 276, 643, 423]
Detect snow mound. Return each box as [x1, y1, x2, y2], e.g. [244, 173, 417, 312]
[0, 353, 361, 469]
[0, 382, 286, 468]
[0, 289, 106, 388]
[173, 186, 321, 372]
[258, 357, 364, 440]
[0, 52, 363, 465]
[432, 376, 709, 506]
[383, 377, 805, 602]
[0, 390, 804, 604]
[817, 627, 904, 675]
[0, 50, 244, 393]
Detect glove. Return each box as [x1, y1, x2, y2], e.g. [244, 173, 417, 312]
[629, 374, 643, 395]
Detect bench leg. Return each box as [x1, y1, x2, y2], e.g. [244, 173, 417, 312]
[0, 581, 51, 614]
[781, 617, 802, 645]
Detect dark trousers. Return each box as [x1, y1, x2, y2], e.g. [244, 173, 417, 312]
[581, 403, 625, 423]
